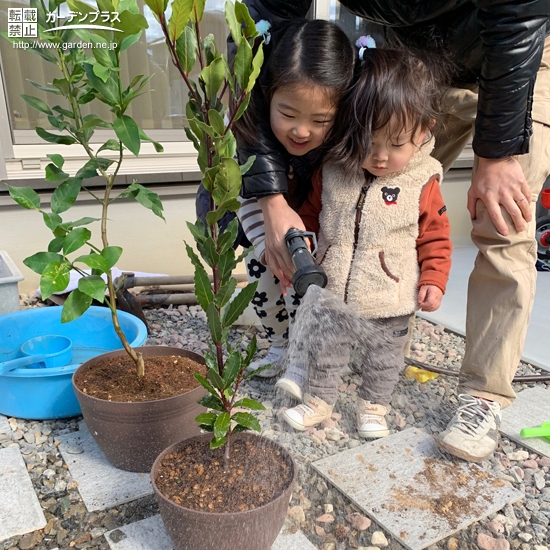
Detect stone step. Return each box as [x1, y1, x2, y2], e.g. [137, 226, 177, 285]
[312, 428, 523, 550]
[0, 445, 46, 541]
[500, 385, 550, 458]
[58, 424, 152, 512]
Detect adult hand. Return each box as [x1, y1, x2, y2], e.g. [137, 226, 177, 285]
[417, 285, 443, 312]
[258, 194, 305, 288]
[467, 156, 531, 236]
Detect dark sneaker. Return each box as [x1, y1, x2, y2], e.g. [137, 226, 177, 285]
[435, 394, 501, 462]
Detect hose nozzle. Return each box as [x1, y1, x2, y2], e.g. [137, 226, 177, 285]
[285, 228, 328, 297]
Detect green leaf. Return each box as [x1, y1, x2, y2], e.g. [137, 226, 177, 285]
[239, 155, 256, 175]
[138, 129, 164, 153]
[232, 93, 251, 123]
[8, 185, 40, 210]
[201, 33, 217, 64]
[78, 275, 106, 302]
[193, 260, 214, 311]
[61, 288, 93, 322]
[214, 277, 236, 309]
[208, 109, 225, 135]
[213, 412, 230, 441]
[194, 373, 217, 397]
[209, 435, 227, 449]
[168, 0, 193, 41]
[234, 1, 257, 39]
[120, 183, 165, 219]
[63, 217, 100, 229]
[51, 178, 82, 214]
[52, 78, 71, 96]
[205, 207, 225, 227]
[218, 218, 239, 255]
[79, 157, 114, 180]
[74, 252, 109, 273]
[119, 31, 142, 52]
[176, 27, 198, 74]
[186, 220, 208, 245]
[234, 39, 252, 90]
[200, 57, 224, 101]
[36, 127, 76, 146]
[28, 80, 62, 95]
[222, 281, 258, 327]
[63, 227, 92, 255]
[233, 397, 266, 411]
[43, 212, 63, 232]
[79, 115, 111, 133]
[48, 236, 65, 253]
[191, 0, 206, 22]
[40, 261, 70, 299]
[244, 334, 257, 368]
[207, 367, 225, 391]
[206, 302, 222, 343]
[231, 412, 261, 432]
[113, 115, 140, 156]
[83, 64, 119, 105]
[98, 139, 122, 153]
[195, 411, 217, 426]
[247, 44, 264, 93]
[222, 350, 241, 388]
[23, 252, 64, 275]
[115, 11, 149, 43]
[213, 158, 241, 206]
[198, 394, 224, 411]
[101, 246, 123, 270]
[143, 0, 168, 18]
[224, 0, 240, 46]
[221, 55, 237, 97]
[52, 105, 76, 119]
[217, 247, 236, 285]
[202, 237, 219, 267]
[47, 154, 64, 169]
[21, 94, 53, 116]
[45, 163, 70, 184]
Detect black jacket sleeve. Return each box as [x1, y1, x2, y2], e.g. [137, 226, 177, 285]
[237, 0, 313, 199]
[472, 1, 548, 158]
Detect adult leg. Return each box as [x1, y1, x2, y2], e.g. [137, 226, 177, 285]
[461, 37, 550, 407]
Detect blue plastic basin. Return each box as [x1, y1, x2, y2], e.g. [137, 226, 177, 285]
[0, 306, 147, 420]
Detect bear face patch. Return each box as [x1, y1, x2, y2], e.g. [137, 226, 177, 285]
[381, 186, 400, 205]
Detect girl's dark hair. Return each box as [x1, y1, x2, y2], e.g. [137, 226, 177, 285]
[233, 19, 355, 146]
[328, 48, 449, 173]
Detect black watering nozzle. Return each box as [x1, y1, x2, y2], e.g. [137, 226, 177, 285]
[285, 228, 328, 297]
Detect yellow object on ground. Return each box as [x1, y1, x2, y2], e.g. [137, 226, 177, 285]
[404, 366, 439, 383]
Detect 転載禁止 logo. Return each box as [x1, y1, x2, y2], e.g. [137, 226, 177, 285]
[7, 7, 122, 39]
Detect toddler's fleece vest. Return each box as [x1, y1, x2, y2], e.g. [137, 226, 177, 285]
[317, 143, 442, 319]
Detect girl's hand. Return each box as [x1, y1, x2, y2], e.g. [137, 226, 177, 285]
[258, 194, 305, 288]
[417, 285, 443, 312]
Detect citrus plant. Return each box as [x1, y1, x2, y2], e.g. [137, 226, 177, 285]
[146, 0, 265, 459]
[4, 0, 164, 377]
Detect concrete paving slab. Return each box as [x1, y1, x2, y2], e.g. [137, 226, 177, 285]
[58, 424, 152, 512]
[106, 515, 318, 550]
[0, 415, 10, 435]
[500, 385, 550, 458]
[312, 428, 523, 550]
[0, 445, 46, 541]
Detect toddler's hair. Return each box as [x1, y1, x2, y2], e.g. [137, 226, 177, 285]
[234, 19, 355, 146]
[329, 48, 445, 173]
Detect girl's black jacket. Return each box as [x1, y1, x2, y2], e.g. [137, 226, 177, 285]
[239, 0, 549, 199]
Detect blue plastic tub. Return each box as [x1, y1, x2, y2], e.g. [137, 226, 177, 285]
[0, 306, 147, 420]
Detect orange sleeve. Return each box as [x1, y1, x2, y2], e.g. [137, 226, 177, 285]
[417, 176, 452, 294]
[298, 167, 323, 236]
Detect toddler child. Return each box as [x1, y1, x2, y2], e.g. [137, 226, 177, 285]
[281, 46, 452, 438]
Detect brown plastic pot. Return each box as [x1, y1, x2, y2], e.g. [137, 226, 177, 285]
[72, 346, 207, 473]
[151, 432, 296, 550]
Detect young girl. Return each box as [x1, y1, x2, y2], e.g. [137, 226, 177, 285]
[233, 19, 355, 376]
[280, 46, 452, 438]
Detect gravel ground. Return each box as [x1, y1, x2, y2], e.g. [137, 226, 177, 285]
[1, 296, 550, 550]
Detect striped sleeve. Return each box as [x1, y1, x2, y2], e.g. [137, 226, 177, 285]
[237, 196, 266, 263]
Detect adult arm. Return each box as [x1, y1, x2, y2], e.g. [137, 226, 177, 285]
[469, 1, 548, 234]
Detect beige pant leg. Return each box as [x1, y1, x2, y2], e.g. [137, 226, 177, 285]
[460, 37, 550, 408]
